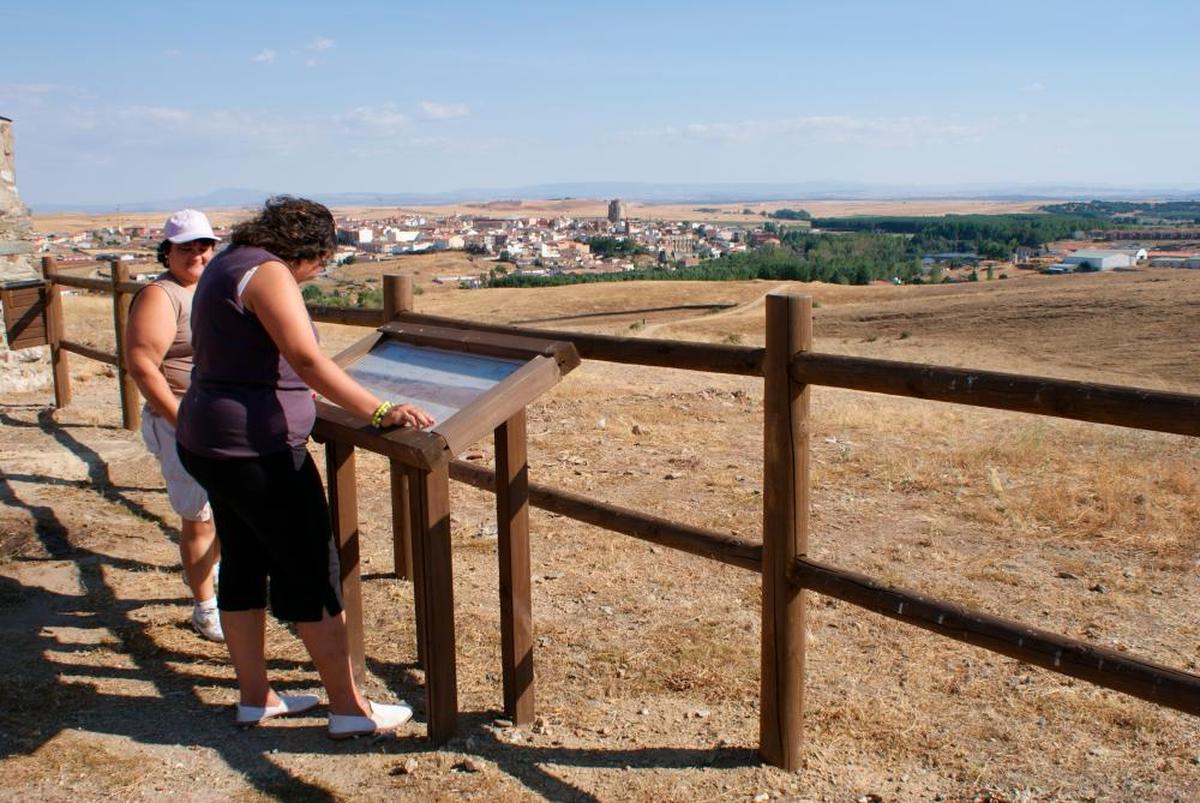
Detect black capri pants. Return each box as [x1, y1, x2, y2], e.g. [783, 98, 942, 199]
[178, 444, 343, 622]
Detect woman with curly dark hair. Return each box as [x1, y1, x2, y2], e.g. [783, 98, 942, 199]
[176, 196, 433, 739]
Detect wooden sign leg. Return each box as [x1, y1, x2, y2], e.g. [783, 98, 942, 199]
[405, 466, 428, 670]
[391, 459, 424, 667]
[409, 462, 458, 743]
[495, 410, 535, 724]
[389, 459, 414, 580]
[326, 441, 366, 685]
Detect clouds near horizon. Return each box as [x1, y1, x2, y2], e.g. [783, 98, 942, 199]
[3, 1, 1197, 205]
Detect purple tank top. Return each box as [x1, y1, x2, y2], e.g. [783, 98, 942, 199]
[176, 246, 315, 457]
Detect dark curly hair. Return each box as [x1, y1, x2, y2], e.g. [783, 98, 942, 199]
[230, 196, 335, 264]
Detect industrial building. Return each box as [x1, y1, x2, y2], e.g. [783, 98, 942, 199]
[1051, 248, 1147, 272]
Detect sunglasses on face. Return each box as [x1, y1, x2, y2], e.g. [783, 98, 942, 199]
[176, 240, 216, 254]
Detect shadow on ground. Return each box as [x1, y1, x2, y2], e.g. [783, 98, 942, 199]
[0, 402, 758, 800]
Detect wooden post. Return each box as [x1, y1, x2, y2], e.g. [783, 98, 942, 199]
[383, 273, 413, 321]
[495, 410, 535, 724]
[326, 441, 366, 684]
[41, 257, 71, 408]
[384, 273, 416, 589]
[110, 260, 139, 430]
[409, 461, 458, 743]
[759, 292, 811, 771]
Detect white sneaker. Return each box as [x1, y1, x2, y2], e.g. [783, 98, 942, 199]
[191, 605, 225, 642]
[328, 701, 413, 740]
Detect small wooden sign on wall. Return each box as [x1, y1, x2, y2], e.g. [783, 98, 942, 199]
[1, 280, 49, 349]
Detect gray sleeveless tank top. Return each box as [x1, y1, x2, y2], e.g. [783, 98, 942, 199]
[135, 273, 194, 398]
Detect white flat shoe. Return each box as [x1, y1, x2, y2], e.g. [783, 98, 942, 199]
[328, 701, 413, 740]
[237, 693, 321, 727]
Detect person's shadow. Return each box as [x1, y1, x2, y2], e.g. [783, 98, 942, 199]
[0, 403, 757, 800]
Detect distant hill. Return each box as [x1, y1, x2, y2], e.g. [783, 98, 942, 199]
[30, 182, 1200, 214]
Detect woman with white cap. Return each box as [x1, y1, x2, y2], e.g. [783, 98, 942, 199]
[125, 209, 223, 641]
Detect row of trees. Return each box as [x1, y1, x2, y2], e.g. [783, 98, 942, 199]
[768, 208, 812, 221]
[483, 232, 923, 289]
[586, 236, 651, 259]
[1041, 200, 1200, 224]
[301, 284, 385, 309]
[810, 213, 1102, 255]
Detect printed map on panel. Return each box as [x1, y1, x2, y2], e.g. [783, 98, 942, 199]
[345, 341, 523, 424]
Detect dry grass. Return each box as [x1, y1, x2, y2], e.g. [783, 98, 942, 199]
[812, 400, 1200, 562]
[3, 266, 1200, 800]
[33, 198, 1046, 240]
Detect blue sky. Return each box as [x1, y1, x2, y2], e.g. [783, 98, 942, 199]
[3, 0, 1198, 207]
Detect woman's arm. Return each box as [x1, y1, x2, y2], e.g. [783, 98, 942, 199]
[242, 261, 434, 428]
[125, 286, 182, 424]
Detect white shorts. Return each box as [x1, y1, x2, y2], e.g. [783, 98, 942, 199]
[140, 406, 212, 522]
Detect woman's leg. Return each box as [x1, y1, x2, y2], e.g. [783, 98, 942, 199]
[295, 611, 370, 716]
[221, 608, 275, 707]
[180, 517, 220, 602]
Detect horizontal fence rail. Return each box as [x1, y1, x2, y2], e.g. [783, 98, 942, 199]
[59, 339, 118, 366]
[449, 459, 763, 571]
[792, 352, 1200, 437]
[396, 311, 766, 376]
[52, 274, 143, 295]
[791, 556, 1200, 716]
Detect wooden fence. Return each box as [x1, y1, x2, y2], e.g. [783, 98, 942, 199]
[36, 260, 1200, 771]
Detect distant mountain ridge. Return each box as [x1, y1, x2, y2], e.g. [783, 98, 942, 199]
[30, 182, 1200, 214]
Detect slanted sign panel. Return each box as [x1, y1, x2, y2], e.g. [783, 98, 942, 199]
[344, 340, 524, 424]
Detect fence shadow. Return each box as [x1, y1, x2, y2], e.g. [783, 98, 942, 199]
[0, 403, 339, 798]
[385, 712, 760, 803]
[1, 402, 755, 798]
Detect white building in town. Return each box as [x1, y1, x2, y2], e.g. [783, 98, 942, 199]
[1061, 249, 1140, 271]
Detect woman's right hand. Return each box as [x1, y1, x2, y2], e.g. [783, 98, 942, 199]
[383, 403, 435, 430]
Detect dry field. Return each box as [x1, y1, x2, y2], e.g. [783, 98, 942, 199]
[319, 199, 1046, 225]
[33, 209, 252, 236]
[1, 266, 1199, 801]
[33, 197, 1047, 235]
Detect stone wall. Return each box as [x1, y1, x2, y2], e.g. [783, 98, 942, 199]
[1, 116, 52, 393]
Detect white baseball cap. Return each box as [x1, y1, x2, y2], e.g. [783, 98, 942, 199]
[163, 209, 218, 243]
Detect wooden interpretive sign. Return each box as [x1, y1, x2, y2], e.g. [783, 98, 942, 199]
[312, 316, 579, 743]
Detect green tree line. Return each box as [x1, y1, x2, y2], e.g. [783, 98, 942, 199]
[811, 213, 1103, 257]
[586, 236, 651, 259]
[1040, 200, 1200, 224]
[301, 284, 385, 308]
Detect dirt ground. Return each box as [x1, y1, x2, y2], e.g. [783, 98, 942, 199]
[2, 268, 1199, 801]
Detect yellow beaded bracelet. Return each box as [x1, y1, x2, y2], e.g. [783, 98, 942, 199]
[370, 400, 394, 428]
